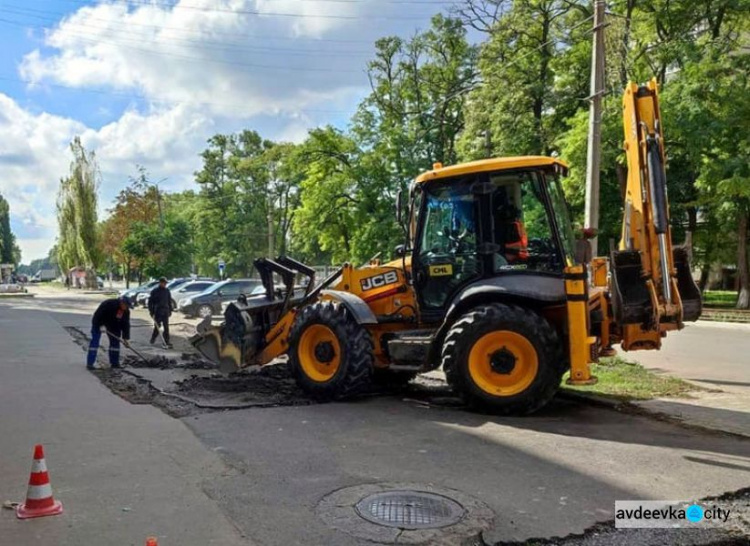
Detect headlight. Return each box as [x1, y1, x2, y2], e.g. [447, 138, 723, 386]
[180, 297, 193, 307]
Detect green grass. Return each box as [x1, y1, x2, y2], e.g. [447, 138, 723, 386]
[562, 356, 697, 402]
[703, 290, 738, 308]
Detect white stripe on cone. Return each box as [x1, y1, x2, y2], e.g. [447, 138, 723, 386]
[31, 458, 48, 473]
[25, 483, 53, 500]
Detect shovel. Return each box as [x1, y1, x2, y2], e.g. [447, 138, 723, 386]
[105, 329, 151, 366]
[152, 318, 171, 349]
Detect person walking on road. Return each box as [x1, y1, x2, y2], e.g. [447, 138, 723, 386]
[87, 296, 133, 369]
[149, 277, 173, 348]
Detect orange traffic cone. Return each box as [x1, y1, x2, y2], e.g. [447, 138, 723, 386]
[16, 444, 63, 519]
[145, 538, 158, 546]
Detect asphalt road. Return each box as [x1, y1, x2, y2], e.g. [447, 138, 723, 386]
[2, 288, 749, 545]
[625, 321, 750, 393]
[0, 292, 248, 546]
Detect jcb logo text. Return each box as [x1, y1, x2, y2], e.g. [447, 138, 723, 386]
[360, 271, 399, 291]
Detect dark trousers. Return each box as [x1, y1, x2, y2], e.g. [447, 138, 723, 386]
[151, 313, 170, 344]
[87, 327, 120, 368]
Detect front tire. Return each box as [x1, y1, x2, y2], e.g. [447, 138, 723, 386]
[197, 305, 213, 319]
[288, 302, 374, 400]
[443, 303, 565, 415]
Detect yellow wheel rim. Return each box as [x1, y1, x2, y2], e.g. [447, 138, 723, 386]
[468, 331, 538, 396]
[298, 324, 341, 382]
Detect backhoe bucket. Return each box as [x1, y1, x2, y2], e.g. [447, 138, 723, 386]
[673, 247, 702, 322]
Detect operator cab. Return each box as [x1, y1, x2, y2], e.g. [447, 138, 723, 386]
[408, 157, 575, 319]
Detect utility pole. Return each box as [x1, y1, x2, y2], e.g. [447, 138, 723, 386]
[155, 177, 167, 229]
[584, 0, 606, 256]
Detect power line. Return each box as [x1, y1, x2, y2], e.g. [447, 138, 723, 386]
[0, 5, 378, 44]
[13, 0, 444, 21]
[15, 28, 365, 74]
[0, 74, 357, 115]
[0, 16, 373, 58]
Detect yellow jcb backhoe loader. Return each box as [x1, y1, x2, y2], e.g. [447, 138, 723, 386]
[191, 79, 701, 415]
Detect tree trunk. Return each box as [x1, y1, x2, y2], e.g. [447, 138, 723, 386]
[125, 263, 131, 289]
[698, 264, 710, 293]
[85, 269, 97, 290]
[737, 206, 749, 309]
[267, 207, 275, 258]
[685, 206, 697, 262]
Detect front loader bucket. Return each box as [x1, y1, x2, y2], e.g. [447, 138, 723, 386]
[190, 322, 243, 374]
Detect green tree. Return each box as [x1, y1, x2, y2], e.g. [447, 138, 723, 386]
[662, 47, 750, 307]
[292, 127, 363, 263]
[293, 14, 477, 265]
[0, 193, 19, 265]
[459, 0, 590, 159]
[56, 137, 101, 287]
[100, 167, 161, 286]
[193, 131, 272, 276]
[355, 14, 477, 177]
[121, 215, 193, 280]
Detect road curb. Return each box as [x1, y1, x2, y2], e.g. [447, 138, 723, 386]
[558, 389, 626, 409]
[560, 389, 750, 440]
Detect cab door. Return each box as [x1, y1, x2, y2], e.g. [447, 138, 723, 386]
[412, 178, 481, 321]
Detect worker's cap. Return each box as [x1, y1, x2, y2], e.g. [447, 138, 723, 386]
[159, 277, 168, 284]
[119, 295, 135, 308]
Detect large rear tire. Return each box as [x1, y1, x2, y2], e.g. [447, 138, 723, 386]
[442, 303, 565, 415]
[288, 301, 374, 400]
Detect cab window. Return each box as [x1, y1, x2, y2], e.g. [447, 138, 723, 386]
[489, 172, 563, 273]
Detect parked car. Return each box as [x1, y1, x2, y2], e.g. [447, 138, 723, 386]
[120, 280, 159, 302]
[178, 279, 260, 318]
[171, 280, 216, 309]
[139, 277, 214, 307]
[220, 284, 267, 313]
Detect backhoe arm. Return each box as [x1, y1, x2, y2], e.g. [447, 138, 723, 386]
[610, 79, 701, 350]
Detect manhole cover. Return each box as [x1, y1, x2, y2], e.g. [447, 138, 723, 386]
[355, 490, 465, 530]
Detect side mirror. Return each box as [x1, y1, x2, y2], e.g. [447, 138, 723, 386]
[396, 189, 403, 224]
[394, 244, 406, 258]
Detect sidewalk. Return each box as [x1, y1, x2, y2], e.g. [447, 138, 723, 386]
[626, 321, 750, 438]
[0, 303, 249, 545]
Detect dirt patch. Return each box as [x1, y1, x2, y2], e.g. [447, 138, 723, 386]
[93, 370, 201, 418]
[174, 364, 317, 407]
[64, 326, 466, 418]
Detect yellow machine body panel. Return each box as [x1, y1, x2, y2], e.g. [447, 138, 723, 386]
[414, 156, 568, 184]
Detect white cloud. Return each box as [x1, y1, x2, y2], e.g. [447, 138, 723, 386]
[82, 104, 214, 191]
[0, 94, 85, 260]
[254, 0, 356, 37]
[15, 238, 54, 264]
[19, 0, 368, 118]
[0, 94, 213, 261]
[3, 0, 444, 261]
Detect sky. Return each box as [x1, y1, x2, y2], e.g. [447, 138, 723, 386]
[0, 0, 454, 263]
